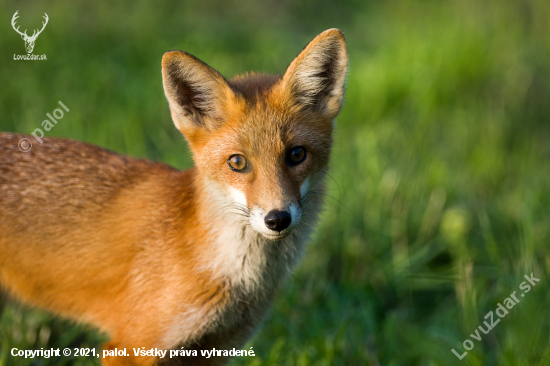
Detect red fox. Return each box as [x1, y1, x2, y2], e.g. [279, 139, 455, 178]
[0, 29, 348, 365]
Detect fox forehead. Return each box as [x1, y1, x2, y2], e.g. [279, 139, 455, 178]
[191, 75, 333, 163]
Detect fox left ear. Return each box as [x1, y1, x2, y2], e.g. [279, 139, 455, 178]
[282, 29, 348, 119]
[161, 51, 234, 134]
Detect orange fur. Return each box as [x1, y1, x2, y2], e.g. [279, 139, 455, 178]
[0, 29, 348, 366]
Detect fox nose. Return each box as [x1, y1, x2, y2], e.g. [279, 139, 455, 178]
[264, 210, 292, 232]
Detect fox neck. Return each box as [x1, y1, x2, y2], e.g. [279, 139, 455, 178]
[192, 172, 321, 295]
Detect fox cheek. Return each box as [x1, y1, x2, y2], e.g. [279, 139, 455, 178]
[227, 187, 247, 207]
[300, 177, 311, 197]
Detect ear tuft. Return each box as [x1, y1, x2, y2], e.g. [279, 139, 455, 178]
[283, 29, 348, 119]
[162, 51, 232, 132]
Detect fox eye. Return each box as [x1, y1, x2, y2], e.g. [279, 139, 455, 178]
[228, 155, 248, 172]
[288, 146, 307, 166]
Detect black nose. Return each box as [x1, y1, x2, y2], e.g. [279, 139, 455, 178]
[264, 210, 292, 232]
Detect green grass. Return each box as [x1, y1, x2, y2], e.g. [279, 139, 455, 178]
[1, 0, 550, 365]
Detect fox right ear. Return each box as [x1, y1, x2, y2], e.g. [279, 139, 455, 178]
[162, 51, 234, 133]
[282, 29, 348, 120]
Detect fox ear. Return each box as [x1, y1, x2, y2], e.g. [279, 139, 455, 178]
[282, 29, 348, 119]
[162, 51, 233, 132]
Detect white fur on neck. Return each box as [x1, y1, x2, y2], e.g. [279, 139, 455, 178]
[200, 181, 307, 294]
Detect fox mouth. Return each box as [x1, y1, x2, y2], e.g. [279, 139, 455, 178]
[261, 231, 292, 240]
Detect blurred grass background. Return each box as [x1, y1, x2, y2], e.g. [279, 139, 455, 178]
[1, 0, 550, 365]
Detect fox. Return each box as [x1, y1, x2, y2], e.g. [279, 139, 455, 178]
[0, 29, 348, 365]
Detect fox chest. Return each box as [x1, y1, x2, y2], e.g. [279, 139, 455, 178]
[162, 289, 272, 351]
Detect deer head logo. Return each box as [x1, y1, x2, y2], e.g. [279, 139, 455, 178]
[11, 11, 49, 54]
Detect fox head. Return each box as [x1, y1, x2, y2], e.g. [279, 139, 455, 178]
[162, 29, 348, 240]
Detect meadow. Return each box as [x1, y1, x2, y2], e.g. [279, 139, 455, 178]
[1, 0, 550, 365]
